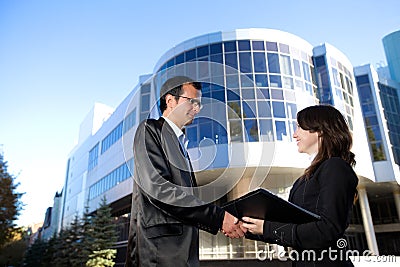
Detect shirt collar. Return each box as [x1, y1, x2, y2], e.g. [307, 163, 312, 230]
[309, 152, 317, 162]
[162, 116, 184, 138]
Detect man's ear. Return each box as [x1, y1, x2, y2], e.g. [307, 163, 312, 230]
[165, 94, 176, 108]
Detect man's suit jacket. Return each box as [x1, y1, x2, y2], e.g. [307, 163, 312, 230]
[255, 157, 358, 267]
[125, 117, 225, 267]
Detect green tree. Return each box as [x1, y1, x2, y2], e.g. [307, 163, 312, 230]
[80, 206, 94, 265]
[87, 196, 118, 266]
[90, 196, 118, 251]
[86, 249, 116, 267]
[0, 236, 28, 266]
[53, 227, 74, 267]
[23, 238, 47, 267]
[0, 154, 24, 249]
[70, 214, 88, 267]
[41, 232, 58, 267]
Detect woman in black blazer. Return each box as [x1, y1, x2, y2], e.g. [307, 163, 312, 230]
[242, 105, 358, 267]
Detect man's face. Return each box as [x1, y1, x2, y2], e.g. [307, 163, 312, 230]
[166, 83, 202, 128]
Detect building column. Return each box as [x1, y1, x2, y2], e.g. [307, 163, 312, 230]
[393, 187, 400, 222]
[358, 186, 379, 255]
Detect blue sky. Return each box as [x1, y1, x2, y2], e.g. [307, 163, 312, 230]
[0, 0, 399, 226]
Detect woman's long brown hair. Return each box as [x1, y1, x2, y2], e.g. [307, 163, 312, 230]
[297, 105, 356, 178]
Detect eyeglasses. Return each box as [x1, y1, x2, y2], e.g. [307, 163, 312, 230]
[174, 95, 203, 110]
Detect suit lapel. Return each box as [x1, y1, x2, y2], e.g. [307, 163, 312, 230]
[158, 117, 197, 187]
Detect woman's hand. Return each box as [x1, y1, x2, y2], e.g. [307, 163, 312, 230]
[241, 217, 264, 235]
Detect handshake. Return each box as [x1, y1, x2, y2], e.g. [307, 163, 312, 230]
[220, 211, 248, 238]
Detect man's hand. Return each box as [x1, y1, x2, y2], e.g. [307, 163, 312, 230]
[220, 212, 247, 238]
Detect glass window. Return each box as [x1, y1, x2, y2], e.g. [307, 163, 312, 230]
[257, 88, 270, 100]
[88, 143, 99, 171]
[123, 108, 137, 133]
[362, 104, 377, 118]
[332, 68, 341, 87]
[287, 103, 297, 119]
[213, 121, 228, 145]
[238, 40, 251, 51]
[302, 61, 311, 82]
[224, 41, 237, 52]
[225, 53, 238, 70]
[242, 101, 256, 118]
[267, 53, 280, 73]
[271, 89, 284, 100]
[282, 77, 294, 89]
[266, 41, 278, 51]
[314, 56, 325, 67]
[244, 119, 259, 142]
[141, 94, 150, 112]
[226, 74, 239, 88]
[269, 75, 282, 88]
[288, 120, 297, 141]
[295, 79, 304, 90]
[359, 85, 373, 102]
[202, 83, 211, 93]
[200, 121, 213, 140]
[305, 83, 313, 95]
[229, 120, 243, 142]
[210, 54, 223, 64]
[255, 74, 268, 87]
[241, 88, 255, 100]
[239, 52, 253, 73]
[197, 45, 209, 58]
[365, 115, 378, 127]
[228, 101, 242, 119]
[141, 84, 151, 93]
[210, 61, 224, 77]
[285, 90, 296, 102]
[210, 43, 222, 54]
[272, 101, 286, 118]
[259, 119, 274, 141]
[252, 40, 265, 51]
[198, 62, 210, 79]
[371, 141, 386, 161]
[279, 43, 290, 54]
[253, 52, 267, 73]
[185, 49, 196, 61]
[227, 89, 240, 101]
[356, 75, 369, 85]
[275, 121, 287, 141]
[186, 125, 198, 148]
[293, 59, 301, 77]
[257, 100, 271, 117]
[240, 74, 254, 87]
[280, 55, 292, 75]
[211, 90, 225, 102]
[176, 53, 184, 65]
[166, 58, 174, 68]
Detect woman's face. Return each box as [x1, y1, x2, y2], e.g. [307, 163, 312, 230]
[293, 125, 319, 155]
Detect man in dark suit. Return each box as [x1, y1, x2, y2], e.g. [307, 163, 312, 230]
[125, 76, 245, 267]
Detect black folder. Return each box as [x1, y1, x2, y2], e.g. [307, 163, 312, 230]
[222, 188, 321, 224]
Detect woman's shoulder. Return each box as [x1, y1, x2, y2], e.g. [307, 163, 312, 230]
[317, 157, 358, 183]
[317, 157, 354, 174]
[322, 157, 349, 167]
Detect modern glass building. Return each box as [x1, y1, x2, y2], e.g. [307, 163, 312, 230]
[383, 30, 400, 84]
[52, 29, 400, 265]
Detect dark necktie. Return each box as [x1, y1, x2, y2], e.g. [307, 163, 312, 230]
[178, 134, 188, 158]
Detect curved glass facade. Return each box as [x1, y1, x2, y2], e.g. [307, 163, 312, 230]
[154, 33, 318, 153]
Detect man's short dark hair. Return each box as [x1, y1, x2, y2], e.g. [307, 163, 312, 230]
[159, 76, 202, 112]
